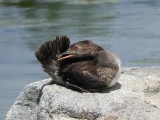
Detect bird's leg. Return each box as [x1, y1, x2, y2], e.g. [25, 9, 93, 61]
[37, 80, 56, 104]
[64, 82, 89, 93]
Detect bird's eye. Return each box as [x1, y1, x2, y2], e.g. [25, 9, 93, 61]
[73, 46, 78, 50]
[94, 47, 97, 51]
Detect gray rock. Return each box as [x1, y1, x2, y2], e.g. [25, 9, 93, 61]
[6, 67, 160, 120]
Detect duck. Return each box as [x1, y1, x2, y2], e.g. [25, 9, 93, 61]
[35, 36, 121, 103]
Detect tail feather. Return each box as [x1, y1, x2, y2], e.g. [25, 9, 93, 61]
[35, 36, 70, 80]
[35, 36, 70, 65]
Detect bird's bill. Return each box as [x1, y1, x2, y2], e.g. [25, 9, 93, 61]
[57, 51, 75, 61]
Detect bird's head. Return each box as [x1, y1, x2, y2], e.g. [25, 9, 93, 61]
[57, 40, 104, 61]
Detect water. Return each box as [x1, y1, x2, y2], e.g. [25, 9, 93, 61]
[0, 0, 160, 119]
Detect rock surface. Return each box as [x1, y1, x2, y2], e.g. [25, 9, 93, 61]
[6, 67, 160, 120]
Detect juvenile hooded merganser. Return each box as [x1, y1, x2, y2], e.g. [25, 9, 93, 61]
[35, 36, 121, 103]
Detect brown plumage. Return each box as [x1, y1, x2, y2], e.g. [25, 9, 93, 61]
[35, 36, 121, 104]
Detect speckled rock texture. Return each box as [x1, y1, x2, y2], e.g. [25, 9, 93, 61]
[6, 67, 160, 120]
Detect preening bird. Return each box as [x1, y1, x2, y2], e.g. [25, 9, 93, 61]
[35, 36, 121, 104]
